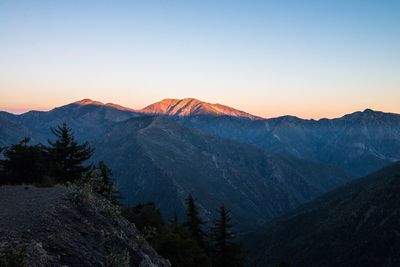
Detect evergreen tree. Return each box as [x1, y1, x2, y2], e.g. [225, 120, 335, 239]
[211, 205, 243, 267]
[184, 194, 207, 248]
[123, 202, 165, 232]
[153, 222, 212, 267]
[95, 161, 120, 204]
[46, 123, 93, 183]
[0, 138, 47, 185]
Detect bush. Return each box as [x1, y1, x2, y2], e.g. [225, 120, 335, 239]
[105, 248, 130, 267]
[67, 175, 121, 217]
[0, 238, 26, 267]
[67, 179, 93, 206]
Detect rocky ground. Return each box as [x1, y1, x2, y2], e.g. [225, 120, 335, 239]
[0, 185, 170, 266]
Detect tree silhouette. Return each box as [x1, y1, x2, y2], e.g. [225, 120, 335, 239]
[123, 202, 165, 232]
[46, 123, 93, 182]
[0, 138, 47, 185]
[95, 161, 120, 204]
[210, 204, 243, 267]
[184, 194, 207, 248]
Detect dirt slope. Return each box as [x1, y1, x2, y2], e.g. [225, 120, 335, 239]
[0, 186, 170, 266]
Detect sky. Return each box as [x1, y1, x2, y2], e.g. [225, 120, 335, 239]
[0, 0, 399, 119]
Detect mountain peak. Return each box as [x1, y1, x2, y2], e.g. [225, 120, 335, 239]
[338, 108, 400, 122]
[71, 99, 136, 112]
[356, 108, 385, 117]
[141, 98, 261, 119]
[363, 108, 376, 113]
[74, 99, 104, 106]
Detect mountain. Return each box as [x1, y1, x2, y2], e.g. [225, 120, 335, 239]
[0, 112, 30, 147]
[75, 98, 138, 112]
[0, 185, 170, 266]
[0, 100, 352, 230]
[6, 99, 141, 143]
[180, 109, 400, 176]
[92, 116, 351, 230]
[3, 98, 400, 229]
[5, 99, 399, 177]
[246, 161, 400, 267]
[141, 98, 261, 119]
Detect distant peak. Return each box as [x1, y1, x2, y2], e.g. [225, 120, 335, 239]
[339, 108, 396, 121]
[141, 98, 261, 119]
[105, 102, 137, 112]
[70, 99, 136, 112]
[74, 99, 104, 106]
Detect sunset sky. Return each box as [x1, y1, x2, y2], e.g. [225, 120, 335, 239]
[1, 0, 399, 119]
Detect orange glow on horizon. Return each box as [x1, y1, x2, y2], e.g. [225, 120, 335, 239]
[1, 98, 399, 120]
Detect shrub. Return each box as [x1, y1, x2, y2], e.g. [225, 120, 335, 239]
[0, 238, 26, 267]
[105, 248, 130, 267]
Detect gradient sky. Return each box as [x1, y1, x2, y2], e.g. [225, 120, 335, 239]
[1, 0, 399, 118]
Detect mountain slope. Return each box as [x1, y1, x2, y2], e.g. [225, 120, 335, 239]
[0, 113, 30, 147]
[247, 161, 400, 267]
[141, 98, 261, 119]
[93, 116, 351, 230]
[180, 109, 400, 176]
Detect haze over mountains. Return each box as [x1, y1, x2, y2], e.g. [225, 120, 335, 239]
[1, 98, 400, 229]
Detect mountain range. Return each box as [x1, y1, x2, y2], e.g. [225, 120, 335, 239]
[92, 116, 350, 229]
[179, 108, 400, 176]
[1, 98, 399, 229]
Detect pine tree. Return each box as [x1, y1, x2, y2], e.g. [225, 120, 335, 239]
[46, 123, 93, 183]
[154, 221, 212, 267]
[184, 194, 206, 248]
[1, 138, 47, 185]
[122, 202, 165, 232]
[211, 205, 243, 267]
[96, 161, 120, 204]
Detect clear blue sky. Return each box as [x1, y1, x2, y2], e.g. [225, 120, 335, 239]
[1, 0, 399, 118]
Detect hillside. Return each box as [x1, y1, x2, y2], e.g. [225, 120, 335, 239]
[0, 114, 30, 147]
[93, 116, 351, 230]
[247, 162, 400, 267]
[181, 108, 400, 176]
[0, 185, 170, 266]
